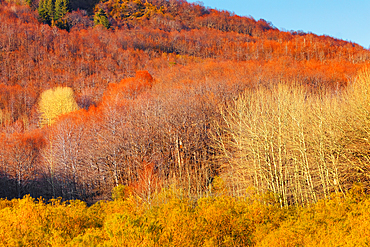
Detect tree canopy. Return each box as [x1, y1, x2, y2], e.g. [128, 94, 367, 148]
[38, 87, 79, 127]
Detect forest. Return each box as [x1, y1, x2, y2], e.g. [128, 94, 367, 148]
[0, 0, 370, 245]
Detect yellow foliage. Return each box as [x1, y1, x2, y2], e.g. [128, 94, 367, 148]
[38, 87, 79, 127]
[215, 66, 370, 206]
[0, 188, 370, 246]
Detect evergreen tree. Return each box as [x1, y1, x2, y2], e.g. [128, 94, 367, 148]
[54, 0, 69, 21]
[62, 0, 70, 17]
[54, 0, 63, 20]
[25, 0, 33, 7]
[46, 0, 54, 23]
[38, 0, 50, 24]
[39, 0, 70, 28]
[94, 8, 110, 29]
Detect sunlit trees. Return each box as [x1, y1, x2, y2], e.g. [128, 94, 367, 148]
[338, 67, 370, 187]
[38, 87, 79, 127]
[1, 188, 370, 246]
[213, 70, 370, 206]
[1, 0, 370, 203]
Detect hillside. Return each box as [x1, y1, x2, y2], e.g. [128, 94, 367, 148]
[0, 0, 369, 206]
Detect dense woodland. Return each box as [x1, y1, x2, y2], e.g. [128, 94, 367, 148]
[0, 0, 370, 243]
[1, 0, 370, 203]
[1, 0, 370, 243]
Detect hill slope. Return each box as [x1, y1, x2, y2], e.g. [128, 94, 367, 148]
[0, 0, 369, 203]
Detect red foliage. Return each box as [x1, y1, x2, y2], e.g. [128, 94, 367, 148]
[102, 70, 154, 104]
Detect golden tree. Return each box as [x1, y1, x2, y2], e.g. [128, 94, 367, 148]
[39, 87, 79, 127]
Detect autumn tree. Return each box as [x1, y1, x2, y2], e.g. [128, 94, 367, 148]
[94, 8, 110, 28]
[0, 130, 46, 198]
[38, 0, 54, 24]
[38, 87, 79, 127]
[38, 0, 70, 26]
[54, 0, 69, 20]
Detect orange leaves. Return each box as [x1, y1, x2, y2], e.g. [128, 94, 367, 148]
[102, 70, 154, 104]
[0, 84, 32, 124]
[1, 0, 369, 132]
[13, 130, 46, 151]
[130, 162, 162, 203]
[1, 0, 370, 204]
[0, 129, 46, 198]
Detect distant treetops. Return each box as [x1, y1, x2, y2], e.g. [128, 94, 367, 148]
[36, 0, 165, 29]
[34, 0, 276, 32]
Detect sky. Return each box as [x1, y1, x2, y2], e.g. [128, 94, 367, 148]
[188, 0, 370, 49]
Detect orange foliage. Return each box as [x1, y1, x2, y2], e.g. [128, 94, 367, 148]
[130, 162, 162, 203]
[102, 70, 154, 104]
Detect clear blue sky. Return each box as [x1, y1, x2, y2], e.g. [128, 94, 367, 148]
[188, 0, 370, 49]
